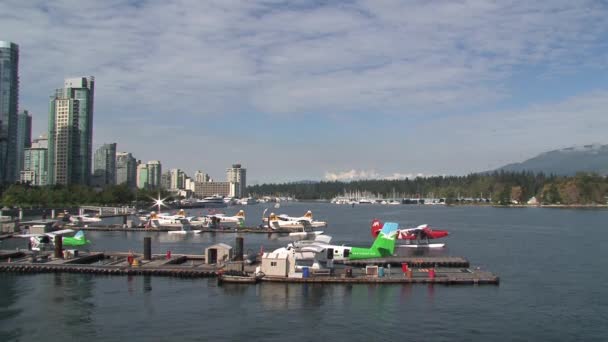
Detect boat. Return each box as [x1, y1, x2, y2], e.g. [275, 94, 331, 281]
[217, 270, 263, 284]
[198, 195, 227, 208]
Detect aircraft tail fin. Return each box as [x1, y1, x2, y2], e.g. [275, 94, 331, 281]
[74, 230, 85, 240]
[236, 210, 245, 218]
[370, 222, 398, 256]
[304, 210, 313, 219]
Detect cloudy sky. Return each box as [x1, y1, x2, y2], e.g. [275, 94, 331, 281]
[2, 0, 608, 183]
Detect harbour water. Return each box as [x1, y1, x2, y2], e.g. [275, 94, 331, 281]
[1, 203, 607, 341]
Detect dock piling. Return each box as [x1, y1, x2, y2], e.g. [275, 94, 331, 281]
[54, 234, 63, 259]
[143, 237, 151, 260]
[235, 237, 243, 261]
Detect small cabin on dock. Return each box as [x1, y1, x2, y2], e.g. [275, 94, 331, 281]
[260, 251, 291, 277]
[205, 243, 232, 264]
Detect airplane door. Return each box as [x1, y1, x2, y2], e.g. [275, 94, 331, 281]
[326, 248, 334, 260]
[344, 249, 350, 258]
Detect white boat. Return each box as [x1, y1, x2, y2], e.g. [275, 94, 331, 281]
[69, 214, 102, 223]
[198, 195, 226, 207]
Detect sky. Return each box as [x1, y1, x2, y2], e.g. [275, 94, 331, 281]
[1, 0, 608, 184]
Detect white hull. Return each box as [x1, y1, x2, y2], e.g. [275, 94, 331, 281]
[399, 243, 445, 248]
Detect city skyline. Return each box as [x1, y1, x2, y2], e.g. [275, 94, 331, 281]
[2, 1, 608, 183]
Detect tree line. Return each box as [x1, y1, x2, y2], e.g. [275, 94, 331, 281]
[248, 171, 608, 205]
[0, 183, 173, 208]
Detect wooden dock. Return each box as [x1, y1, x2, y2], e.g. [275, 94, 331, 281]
[341, 256, 470, 268]
[0, 250, 498, 285]
[77, 225, 302, 234]
[260, 270, 499, 285]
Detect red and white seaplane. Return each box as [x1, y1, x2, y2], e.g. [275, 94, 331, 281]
[371, 219, 449, 248]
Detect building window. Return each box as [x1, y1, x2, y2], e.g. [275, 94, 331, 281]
[271, 261, 277, 267]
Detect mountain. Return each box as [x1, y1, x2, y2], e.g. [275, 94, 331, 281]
[496, 144, 608, 176]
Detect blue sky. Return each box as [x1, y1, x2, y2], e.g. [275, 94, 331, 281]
[1, 0, 608, 183]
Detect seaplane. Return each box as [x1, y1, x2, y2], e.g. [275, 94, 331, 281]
[262, 210, 328, 230]
[15, 229, 91, 251]
[190, 210, 246, 228]
[275, 221, 399, 265]
[371, 219, 449, 248]
[144, 209, 193, 228]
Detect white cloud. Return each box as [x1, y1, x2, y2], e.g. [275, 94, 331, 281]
[1, 0, 607, 181]
[324, 169, 429, 181]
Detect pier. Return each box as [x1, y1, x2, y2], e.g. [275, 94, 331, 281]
[0, 249, 498, 285]
[342, 256, 470, 268]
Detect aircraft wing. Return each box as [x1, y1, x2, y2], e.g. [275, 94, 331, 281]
[47, 229, 75, 235]
[314, 234, 332, 244]
[15, 234, 43, 238]
[300, 245, 326, 253]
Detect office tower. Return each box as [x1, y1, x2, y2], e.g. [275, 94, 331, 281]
[147, 160, 161, 188]
[93, 143, 117, 187]
[16, 110, 32, 175]
[20, 135, 49, 186]
[48, 76, 94, 185]
[169, 168, 186, 190]
[0, 41, 19, 183]
[21, 147, 48, 185]
[226, 163, 246, 198]
[116, 152, 137, 188]
[161, 171, 170, 189]
[136, 162, 149, 189]
[195, 170, 210, 183]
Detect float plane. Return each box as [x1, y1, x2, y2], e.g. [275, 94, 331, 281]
[371, 219, 449, 248]
[16, 229, 91, 251]
[262, 210, 327, 230]
[277, 221, 399, 263]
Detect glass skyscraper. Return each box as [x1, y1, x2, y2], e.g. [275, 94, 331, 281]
[16, 110, 32, 175]
[116, 152, 137, 188]
[0, 41, 19, 184]
[48, 77, 95, 185]
[93, 143, 117, 187]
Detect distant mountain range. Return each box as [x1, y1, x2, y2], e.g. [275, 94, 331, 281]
[496, 144, 608, 176]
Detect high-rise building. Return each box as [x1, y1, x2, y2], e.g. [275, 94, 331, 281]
[226, 164, 246, 198]
[21, 147, 48, 185]
[93, 143, 117, 187]
[195, 170, 210, 183]
[147, 160, 161, 188]
[0, 41, 19, 184]
[16, 110, 32, 176]
[161, 171, 171, 189]
[169, 168, 186, 190]
[48, 76, 95, 185]
[136, 162, 149, 189]
[116, 152, 137, 188]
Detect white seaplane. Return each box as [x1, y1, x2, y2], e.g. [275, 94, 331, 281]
[190, 210, 246, 228]
[262, 210, 328, 230]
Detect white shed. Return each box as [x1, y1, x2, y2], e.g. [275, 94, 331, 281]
[205, 243, 233, 264]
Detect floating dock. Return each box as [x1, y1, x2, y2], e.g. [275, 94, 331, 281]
[341, 256, 470, 268]
[0, 250, 498, 285]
